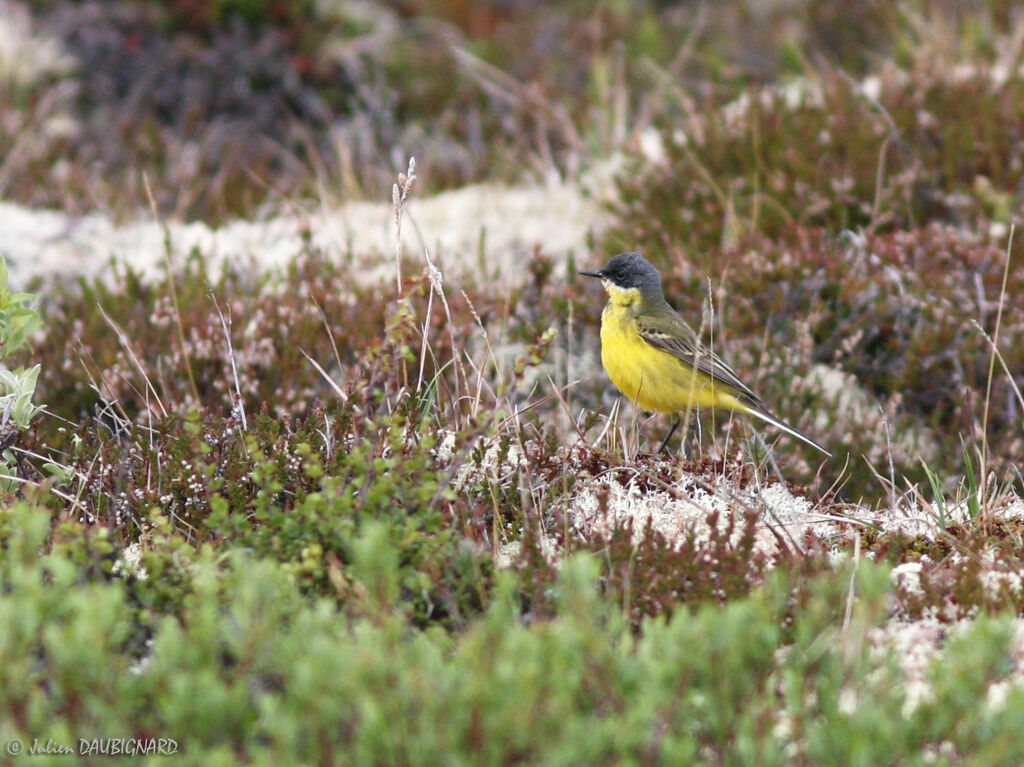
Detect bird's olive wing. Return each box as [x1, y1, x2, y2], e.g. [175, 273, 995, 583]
[635, 315, 764, 407]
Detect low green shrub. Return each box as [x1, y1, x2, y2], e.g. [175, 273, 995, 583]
[4, 504, 1024, 765]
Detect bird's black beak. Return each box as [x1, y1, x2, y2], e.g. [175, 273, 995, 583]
[578, 269, 603, 279]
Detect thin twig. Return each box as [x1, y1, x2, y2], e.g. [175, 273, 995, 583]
[978, 224, 1015, 516]
[209, 291, 247, 431]
[96, 305, 168, 419]
[142, 172, 199, 405]
[392, 158, 417, 296]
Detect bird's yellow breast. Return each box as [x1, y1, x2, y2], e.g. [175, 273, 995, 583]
[599, 288, 743, 415]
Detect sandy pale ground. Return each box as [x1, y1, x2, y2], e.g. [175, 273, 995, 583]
[0, 181, 609, 291]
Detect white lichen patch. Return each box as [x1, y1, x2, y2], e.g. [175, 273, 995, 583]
[111, 542, 148, 581]
[868, 616, 950, 717]
[866, 615, 1024, 720]
[891, 561, 925, 598]
[495, 540, 521, 570]
[570, 473, 719, 548]
[1, 179, 609, 291]
[0, 0, 76, 88]
[862, 490, 1024, 543]
[979, 566, 1023, 602]
[452, 437, 526, 494]
[568, 466, 839, 557]
[431, 429, 458, 463]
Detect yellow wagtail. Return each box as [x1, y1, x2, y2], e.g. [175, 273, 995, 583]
[580, 251, 830, 456]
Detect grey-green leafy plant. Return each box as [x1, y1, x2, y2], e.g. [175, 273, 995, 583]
[0, 257, 44, 492]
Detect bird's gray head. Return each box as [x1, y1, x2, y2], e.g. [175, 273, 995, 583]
[579, 252, 663, 296]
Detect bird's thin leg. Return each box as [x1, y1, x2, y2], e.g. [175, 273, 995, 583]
[657, 414, 682, 455]
[689, 415, 702, 457]
[752, 432, 785, 482]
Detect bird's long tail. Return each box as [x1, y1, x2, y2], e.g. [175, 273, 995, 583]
[745, 406, 831, 457]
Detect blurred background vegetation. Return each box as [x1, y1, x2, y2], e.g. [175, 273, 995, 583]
[5, 0, 1021, 218]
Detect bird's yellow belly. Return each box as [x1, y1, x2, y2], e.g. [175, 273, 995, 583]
[600, 308, 740, 415]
